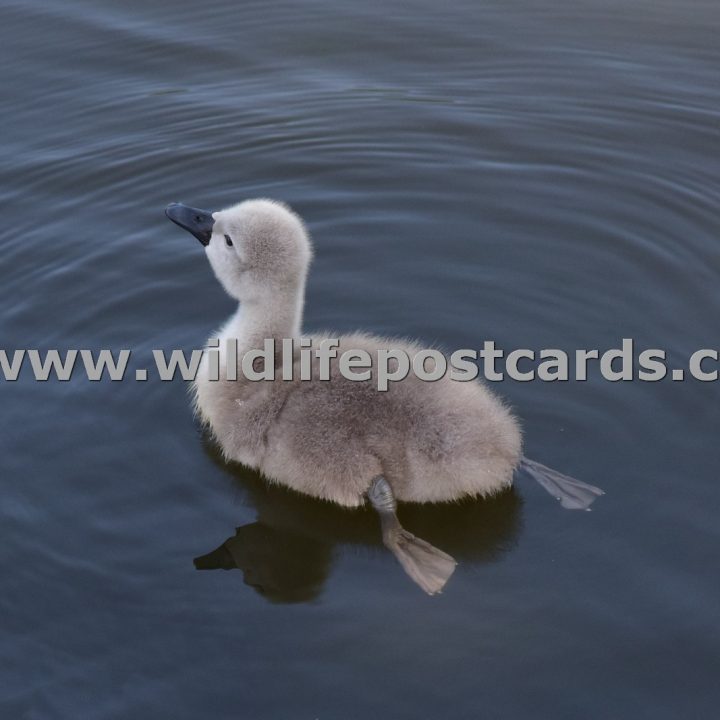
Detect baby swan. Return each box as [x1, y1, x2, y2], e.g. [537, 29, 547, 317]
[165, 199, 603, 595]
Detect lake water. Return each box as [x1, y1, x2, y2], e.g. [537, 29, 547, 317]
[2, 0, 719, 717]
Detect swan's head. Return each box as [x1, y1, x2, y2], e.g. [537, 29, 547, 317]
[165, 199, 312, 302]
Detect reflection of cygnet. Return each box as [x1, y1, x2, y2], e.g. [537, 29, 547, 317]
[194, 523, 331, 604]
[167, 199, 604, 595]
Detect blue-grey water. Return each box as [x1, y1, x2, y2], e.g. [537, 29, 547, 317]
[2, 0, 719, 717]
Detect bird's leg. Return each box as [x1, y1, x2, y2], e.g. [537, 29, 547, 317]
[519, 457, 605, 510]
[367, 476, 457, 595]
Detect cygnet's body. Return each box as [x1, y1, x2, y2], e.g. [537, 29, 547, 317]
[166, 198, 603, 594]
[196, 330, 521, 508]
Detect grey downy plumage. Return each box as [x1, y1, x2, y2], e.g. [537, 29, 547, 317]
[165, 199, 604, 595]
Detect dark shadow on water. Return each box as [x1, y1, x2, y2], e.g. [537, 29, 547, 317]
[195, 439, 523, 603]
[195, 522, 333, 604]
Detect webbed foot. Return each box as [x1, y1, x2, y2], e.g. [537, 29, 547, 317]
[368, 476, 457, 595]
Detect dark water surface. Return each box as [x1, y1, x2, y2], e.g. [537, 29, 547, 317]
[2, 0, 719, 717]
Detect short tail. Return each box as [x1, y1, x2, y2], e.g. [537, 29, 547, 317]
[520, 457, 605, 511]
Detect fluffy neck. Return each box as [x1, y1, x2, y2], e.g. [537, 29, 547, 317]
[222, 282, 305, 349]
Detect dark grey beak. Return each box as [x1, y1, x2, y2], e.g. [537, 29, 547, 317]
[165, 203, 215, 246]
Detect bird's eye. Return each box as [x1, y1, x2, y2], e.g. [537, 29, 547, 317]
[224, 234, 233, 247]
